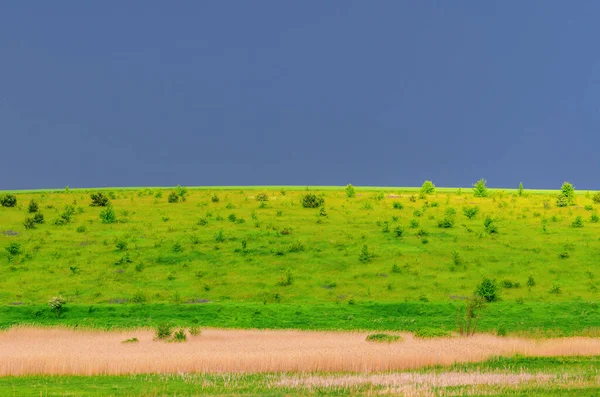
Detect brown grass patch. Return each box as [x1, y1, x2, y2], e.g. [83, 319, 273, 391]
[1, 327, 600, 375]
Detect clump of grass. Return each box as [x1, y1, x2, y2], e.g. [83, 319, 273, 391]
[154, 323, 173, 340]
[171, 329, 187, 342]
[366, 333, 402, 343]
[121, 337, 139, 343]
[189, 326, 202, 336]
[414, 328, 451, 338]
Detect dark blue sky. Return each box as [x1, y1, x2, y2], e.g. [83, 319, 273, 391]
[1, 2, 599, 190]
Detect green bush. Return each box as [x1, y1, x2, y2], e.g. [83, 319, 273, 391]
[593, 192, 600, 204]
[556, 182, 575, 207]
[571, 216, 584, 228]
[172, 329, 187, 342]
[168, 192, 179, 203]
[473, 179, 489, 198]
[5, 242, 21, 256]
[99, 204, 116, 224]
[23, 217, 36, 229]
[590, 213, 599, 223]
[154, 323, 173, 340]
[90, 192, 110, 207]
[277, 268, 294, 286]
[33, 212, 45, 224]
[189, 326, 202, 336]
[475, 277, 498, 302]
[28, 200, 39, 213]
[0, 194, 17, 207]
[437, 216, 455, 228]
[255, 193, 269, 202]
[463, 206, 479, 219]
[211, 194, 220, 203]
[392, 202, 404, 210]
[301, 193, 324, 208]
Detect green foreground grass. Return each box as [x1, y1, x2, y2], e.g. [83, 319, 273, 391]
[2, 356, 599, 396]
[1, 185, 599, 334]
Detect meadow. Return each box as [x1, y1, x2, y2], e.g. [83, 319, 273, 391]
[0, 183, 599, 334]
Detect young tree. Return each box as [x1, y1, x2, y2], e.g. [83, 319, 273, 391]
[472, 179, 489, 198]
[345, 184, 356, 198]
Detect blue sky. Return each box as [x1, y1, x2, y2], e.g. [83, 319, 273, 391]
[1, 2, 599, 189]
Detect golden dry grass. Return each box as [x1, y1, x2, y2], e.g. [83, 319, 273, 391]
[1, 327, 600, 375]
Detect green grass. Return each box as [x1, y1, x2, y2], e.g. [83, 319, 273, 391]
[1, 186, 599, 334]
[365, 332, 402, 342]
[1, 356, 598, 396]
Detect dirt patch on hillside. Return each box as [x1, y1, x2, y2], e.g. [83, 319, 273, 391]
[1, 328, 600, 375]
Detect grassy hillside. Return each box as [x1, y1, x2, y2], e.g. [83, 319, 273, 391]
[0, 184, 599, 331]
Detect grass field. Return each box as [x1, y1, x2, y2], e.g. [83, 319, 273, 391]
[1, 355, 598, 396]
[1, 184, 599, 334]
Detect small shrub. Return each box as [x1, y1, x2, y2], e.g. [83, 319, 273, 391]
[154, 323, 173, 340]
[366, 333, 402, 343]
[76, 225, 86, 233]
[211, 194, 220, 203]
[484, 216, 498, 234]
[358, 245, 372, 263]
[172, 329, 187, 342]
[584, 205, 594, 211]
[475, 277, 498, 302]
[413, 209, 422, 217]
[175, 185, 188, 201]
[527, 275, 536, 287]
[23, 217, 36, 229]
[48, 296, 66, 315]
[28, 200, 39, 213]
[5, 242, 21, 256]
[590, 213, 599, 223]
[189, 326, 202, 336]
[381, 221, 390, 233]
[301, 193, 324, 208]
[473, 179, 489, 198]
[172, 242, 183, 253]
[345, 184, 356, 198]
[99, 204, 116, 224]
[0, 194, 17, 207]
[549, 284, 561, 294]
[416, 228, 428, 237]
[496, 326, 507, 337]
[255, 193, 269, 202]
[437, 216, 455, 228]
[517, 182, 524, 196]
[391, 264, 401, 273]
[463, 206, 479, 219]
[409, 219, 420, 229]
[197, 217, 208, 226]
[228, 213, 237, 222]
[214, 229, 225, 242]
[115, 239, 128, 251]
[558, 251, 570, 259]
[593, 192, 600, 204]
[168, 192, 179, 203]
[90, 192, 110, 207]
[392, 202, 404, 210]
[33, 212, 45, 224]
[277, 268, 294, 286]
[393, 226, 404, 237]
[571, 216, 584, 228]
[288, 240, 305, 252]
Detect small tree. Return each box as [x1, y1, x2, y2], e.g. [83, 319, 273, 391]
[420, 180, 436, 195]
[475, 277, 498, 302]
[473, 179, 488, 198]
[255, 193, 269, 202]
[556, 182, 575, 207]
[48, 296, 66, 315]
[345, 184, 356, 198]
[457, 296, 487, 336]
[518, 182, 524, 196]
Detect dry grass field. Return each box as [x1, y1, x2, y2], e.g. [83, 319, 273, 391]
[2, 327, 600, 376]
